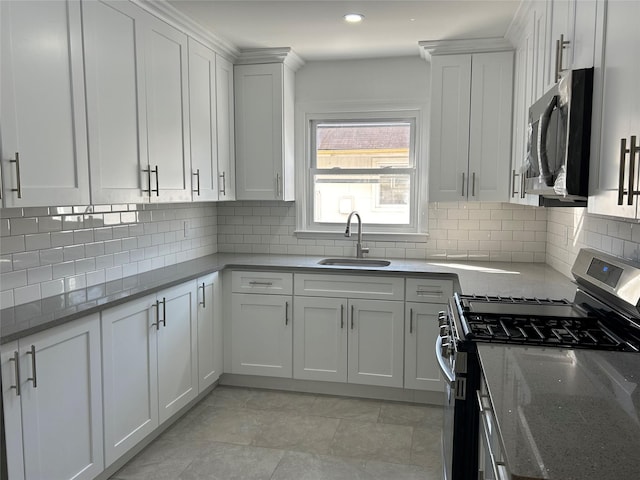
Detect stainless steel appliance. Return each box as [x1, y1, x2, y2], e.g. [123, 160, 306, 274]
[523, 68, 593, 205]
[437, 248, 640, 480]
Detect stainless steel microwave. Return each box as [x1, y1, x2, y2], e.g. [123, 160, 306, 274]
[524, 68, 593, 205]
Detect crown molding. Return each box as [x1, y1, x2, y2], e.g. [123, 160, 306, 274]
[235, 48, 305, 71]
[133, 0, 240, 61]
[419, 37, 514, 60]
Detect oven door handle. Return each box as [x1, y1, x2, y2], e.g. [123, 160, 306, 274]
[435, 336, 455, 386]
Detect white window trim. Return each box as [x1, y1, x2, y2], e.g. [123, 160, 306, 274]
[295, 101, 429, 238]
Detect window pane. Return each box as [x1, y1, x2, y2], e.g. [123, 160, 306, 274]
[313, 174, 411, 225]
[315, 123, 411, 169]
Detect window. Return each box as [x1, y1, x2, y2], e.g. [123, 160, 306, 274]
[302, 112, 423, 235]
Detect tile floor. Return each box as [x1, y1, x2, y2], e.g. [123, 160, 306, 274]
[110, 386, 444, 480]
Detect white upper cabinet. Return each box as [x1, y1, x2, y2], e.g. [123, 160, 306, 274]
[143, 15, 191, 203]
[428, 49, 513, 202]
[83, 0, 148, 204]
[84, 0, 191, 204]
[216, 54, 237, 200]
[188, 38, 219, 201]
[234, 50, 302, 201]
[1, 0, 90, 207]
[588, 0, 640, 219]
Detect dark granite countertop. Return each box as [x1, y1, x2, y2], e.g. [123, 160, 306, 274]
[478, 344, 640, 480]
[0, 253, 576, 344]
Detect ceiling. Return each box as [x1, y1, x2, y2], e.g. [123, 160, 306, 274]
[167, 0, 520, 61]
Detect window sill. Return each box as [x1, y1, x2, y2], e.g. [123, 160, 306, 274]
[294, 230, 430, 243]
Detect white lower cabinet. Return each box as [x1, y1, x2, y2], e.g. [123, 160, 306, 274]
[1, 314, 103, 480]
[293, 274, 405, 388]
[196, 272, 223, 392]
[404, 303, 445, 391]
[230, 293, 293, 377]
[348, 299, 404, 388]
[101, 281, 198, 466]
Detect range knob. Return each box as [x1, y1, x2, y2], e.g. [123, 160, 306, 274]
[441, 340, 452, 357]
[438, 311, 448, 328]
[439, 324, 450, 338]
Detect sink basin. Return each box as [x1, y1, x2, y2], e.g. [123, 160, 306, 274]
[318, 258, 391, 267]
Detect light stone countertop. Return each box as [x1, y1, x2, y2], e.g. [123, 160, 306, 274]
[478, 344, 640, 480]
[0, 253, 576, 344]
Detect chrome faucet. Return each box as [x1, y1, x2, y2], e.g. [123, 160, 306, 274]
[345, 211, 369, 258]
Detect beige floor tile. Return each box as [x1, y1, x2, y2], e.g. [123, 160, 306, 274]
[200, 385, 254, 409]
[410, 426, 443, 470]
[252, 411, 340, 455]
[178, 442, 285, 480]
[244, 388, 318, 414]
[311, 395, 382, 422]
[329, 419, 413, 464]
[378, 402, 443, 427]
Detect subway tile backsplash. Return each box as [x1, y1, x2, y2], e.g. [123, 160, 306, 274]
[217, 201, 548, 263]
[1, 203, 217, 308]
[4, 198, 640, 308]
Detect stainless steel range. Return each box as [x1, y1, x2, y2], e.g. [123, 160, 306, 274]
[437, 248, 640, 480]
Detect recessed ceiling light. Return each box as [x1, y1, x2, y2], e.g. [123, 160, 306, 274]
[344, 13, 364, 23]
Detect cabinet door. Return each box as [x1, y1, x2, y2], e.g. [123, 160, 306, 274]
[83, 0, 148, 204]
[197, 272, 222, 392]
[101, 294, 158, 467]
[428, 55, 472, 201]
[234, 63, 284, 200]
[572, 0, 597, 70]
[588, 0, 640, 219]
[544, 0, 574, 92]
[348, 299, 404, 388]
[216, 54, 236, 200]
[405, 303, 444, 391]
[188, 39, 219, 202]
[468, 51, 513, 202]
[1, 341, 25, 480]
[20, 315, 103, 480]
[231, 293, 292, 377]
[144, 15, 191, 203]
[293, 297, 348, 383]
[157, 282, 198, 424]
[1, 0, 89, 207]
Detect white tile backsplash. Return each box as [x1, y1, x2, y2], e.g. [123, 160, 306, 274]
[216, 201, 548, 262]
[1, 203, 217, 307]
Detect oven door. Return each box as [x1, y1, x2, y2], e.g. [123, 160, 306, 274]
[436, 335, 456, 480]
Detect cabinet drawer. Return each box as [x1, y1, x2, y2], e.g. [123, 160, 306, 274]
[406, 278, 453, 303]
[294, 274, 404, 301]
[231, 270, 293, 295]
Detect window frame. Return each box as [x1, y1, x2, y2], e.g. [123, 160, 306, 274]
[296, 107, 428, 238]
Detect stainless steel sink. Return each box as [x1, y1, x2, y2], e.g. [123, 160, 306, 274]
[318, 258, 391, 267]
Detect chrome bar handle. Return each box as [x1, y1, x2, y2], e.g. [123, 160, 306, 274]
[26, 345, 37, 388]
[619, 138, 630, 205]
[199, 282, 206, 308]
[628, 137, 636, 206]
[340, 304, 344, 329]
[409, 308, 414, 334]
[9, 351, 21, 396]
[471, 172, 476, 197]
[520, 168, 526, 198]
[151, 300, 160, 330]
[193, 169, 200, 196]
[351, 305, 355, 330]
[461, 172, 466, 197]
[10, 152, 22, 198]
[249, 281, 273, 286]
[153, 165, 159, 196]
[219, 171, 226, 196]
[511, 169, 519, 197]
[285, 301, 289, 326]
[417, 289, 444, 297]
[276, 173, 282, 198]
[161, 297, 166, 327]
